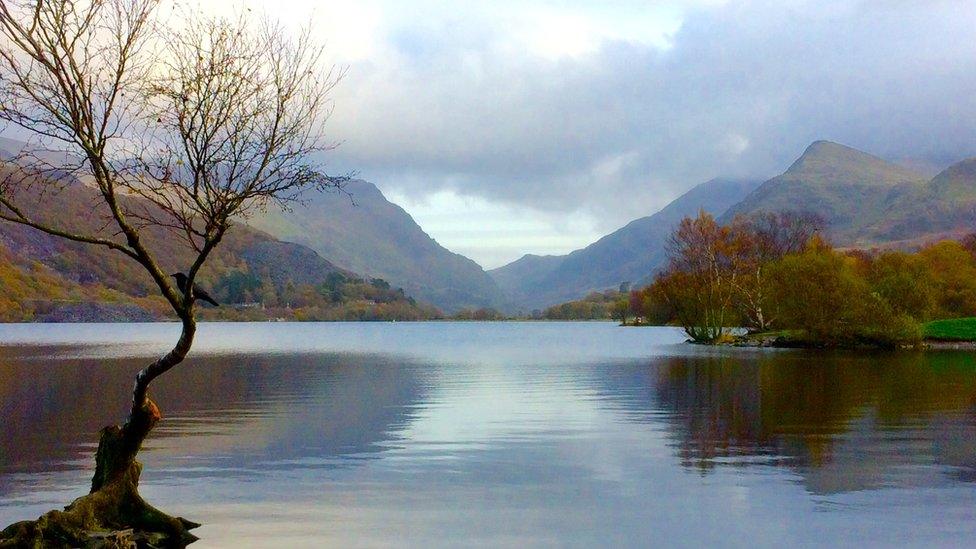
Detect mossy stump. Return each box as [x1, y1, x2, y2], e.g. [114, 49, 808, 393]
[0, 399, 199, 548]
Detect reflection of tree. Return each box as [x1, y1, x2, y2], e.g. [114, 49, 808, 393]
[0, 349, 426, 497]
[655, 351, 976, 492]
[655, 360, 775, 470]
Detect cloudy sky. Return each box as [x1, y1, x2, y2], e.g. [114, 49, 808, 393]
[219, 0, 976, 268]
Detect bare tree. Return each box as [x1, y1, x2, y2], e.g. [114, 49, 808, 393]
[0, 1, 345, 544]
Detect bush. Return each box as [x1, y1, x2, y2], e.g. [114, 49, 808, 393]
[917, 241, 976, 318]
[765, 243, 921, 347]
[854, 299, 922, 348]
[865, 251, 937, 321]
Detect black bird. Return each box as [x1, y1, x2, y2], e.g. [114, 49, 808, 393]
[170, 273, 219, 306]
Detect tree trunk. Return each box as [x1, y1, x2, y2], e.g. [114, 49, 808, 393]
[1, 320, 200, 548]
[91, 398, 161, 493]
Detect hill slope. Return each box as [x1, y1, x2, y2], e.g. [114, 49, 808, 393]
[719, 141, 976, 249]
[0, 171, 436, 321]
[246, 179, 507, 313]
[490, 178, 761, 310]
[864, 157, 976, 244]
[488, 254, 565, 295]
[721, 141, 927, 241]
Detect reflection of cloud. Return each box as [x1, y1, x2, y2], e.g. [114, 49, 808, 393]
[0, 348, 430, 502]
[4, 325, 976, 545]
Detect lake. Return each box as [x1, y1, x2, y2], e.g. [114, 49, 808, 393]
[1, 322, 975, 547]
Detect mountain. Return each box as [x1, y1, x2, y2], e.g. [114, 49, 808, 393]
[721, 141, 928, 240]
[0, 175, 342, 293]
[488, 254, 564, 294]
[246, 179, 507, 313]
[720, 140, 976, 249]
[0, 171, 437, 321]
[490, 178, 762, 310]
[864, 157, 976, 244]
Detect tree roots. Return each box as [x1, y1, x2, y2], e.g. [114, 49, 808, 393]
[0, 400, 199, 548]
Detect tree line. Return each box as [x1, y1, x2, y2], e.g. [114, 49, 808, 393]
[625, 211, 976, 347]
[204, 271, 442, 322]
[541, 288, 629, 320]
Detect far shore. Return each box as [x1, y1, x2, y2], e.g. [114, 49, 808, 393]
[709, 331, 976, 351]
[3, 319, 976, 351]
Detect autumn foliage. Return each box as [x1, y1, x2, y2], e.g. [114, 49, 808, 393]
[639, 210, 976, 346]
[639, 211, 819, 342]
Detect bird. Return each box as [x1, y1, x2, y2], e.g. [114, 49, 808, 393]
[170, 273, 219, 306]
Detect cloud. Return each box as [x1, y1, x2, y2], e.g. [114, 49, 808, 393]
[385, 188, 605, 268]
[319, 1, 976, 219]
[207, 0, 976, 266]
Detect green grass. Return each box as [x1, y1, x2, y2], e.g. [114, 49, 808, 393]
[923, 317, 976, 342]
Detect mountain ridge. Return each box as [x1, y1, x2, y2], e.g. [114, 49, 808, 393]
[246, 179, 508, 313]
[721, 140, 928, 240]
[0, 170, 438, 321]
[862, 156, 976, 244]
[6, 136, 976, 319]
[503, 141, 976, 312]
[490, 178, 762, 310]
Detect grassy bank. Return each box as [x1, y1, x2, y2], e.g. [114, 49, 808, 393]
[719, 318, 976, 349]
[923, 318, 976, 342]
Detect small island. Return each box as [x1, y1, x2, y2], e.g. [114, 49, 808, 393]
[609, 211, 976, 350]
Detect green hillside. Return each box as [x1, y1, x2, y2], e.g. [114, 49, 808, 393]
[721, 141, 927, 240]
[866, 158, 976, 243]
[924, 318, 976, 342]
[724, 141, 976, 250]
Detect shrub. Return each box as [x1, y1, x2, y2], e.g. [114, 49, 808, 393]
[765, 242, 920, 347]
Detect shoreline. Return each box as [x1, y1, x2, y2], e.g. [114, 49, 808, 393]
[922, 340, 976, 350]
[711, 333, 976, 351]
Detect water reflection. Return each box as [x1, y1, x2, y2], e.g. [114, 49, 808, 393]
[1, 324, 975, 546]
[0, 349, 429, 500]
[654, 351, 976, 492]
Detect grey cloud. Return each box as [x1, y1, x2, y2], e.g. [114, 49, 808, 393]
[325, 0, 976, 231]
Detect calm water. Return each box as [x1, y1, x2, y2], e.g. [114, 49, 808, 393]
[1, 322, 975, 547]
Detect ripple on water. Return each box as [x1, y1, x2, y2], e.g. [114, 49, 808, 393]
[1, 323, 975, 547]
